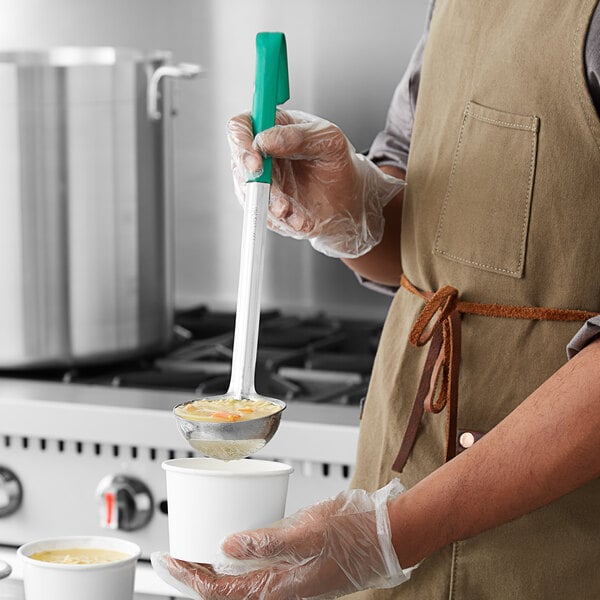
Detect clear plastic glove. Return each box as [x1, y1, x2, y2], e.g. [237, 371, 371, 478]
[151, 479, 414, 600]
[227, 110, 406, 259]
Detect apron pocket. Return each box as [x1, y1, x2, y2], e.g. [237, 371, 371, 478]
[433, 101, 539, 277]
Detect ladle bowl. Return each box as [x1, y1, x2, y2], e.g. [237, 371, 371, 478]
[173, 394, 285, 461]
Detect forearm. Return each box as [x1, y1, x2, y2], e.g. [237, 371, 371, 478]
[389, 337, 600, 568]
[341, 166, 404, 286]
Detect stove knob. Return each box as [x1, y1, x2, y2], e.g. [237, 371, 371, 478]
[96, 474, 153, 531]
[0, 466, 22, 518]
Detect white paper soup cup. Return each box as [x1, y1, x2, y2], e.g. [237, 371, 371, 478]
[17, 536, 140, 600]
[163, 457, 293, 563]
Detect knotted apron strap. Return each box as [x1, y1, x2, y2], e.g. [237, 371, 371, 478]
[393, 274, 598, 473]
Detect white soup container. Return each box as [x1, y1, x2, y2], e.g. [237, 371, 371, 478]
[17, 536, 140, 600]
[163, 457, 293, 563]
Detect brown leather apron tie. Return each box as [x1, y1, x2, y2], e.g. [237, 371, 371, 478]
[393, 274, 599, 473]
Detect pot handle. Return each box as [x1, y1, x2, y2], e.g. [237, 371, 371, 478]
[147, 62, 203, 121]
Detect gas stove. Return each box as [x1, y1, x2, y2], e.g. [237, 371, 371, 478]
[2, 307, 379, 402]
[0, 307, 380, 597]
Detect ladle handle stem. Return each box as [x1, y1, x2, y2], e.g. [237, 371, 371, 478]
[228, 182, 269, 397]
[228, 32, 289, 398]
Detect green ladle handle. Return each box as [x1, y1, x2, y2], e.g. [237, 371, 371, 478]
[247, 32, 290, 184]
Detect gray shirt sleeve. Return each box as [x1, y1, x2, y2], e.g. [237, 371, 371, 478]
[586, 4, 600, 108]
[567, 316, 600, 358]
[366, 0, 435, 171]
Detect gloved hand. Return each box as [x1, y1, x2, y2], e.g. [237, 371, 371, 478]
[151, 479, 414, 600]
[227, 110, 406, 259]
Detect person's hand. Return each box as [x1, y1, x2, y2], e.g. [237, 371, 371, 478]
[227, 110, 405, 259]
[151, 479, 414, 599]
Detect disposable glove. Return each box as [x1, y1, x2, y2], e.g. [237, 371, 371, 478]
[227, 110, 406, 259]
[151, 479, 414, 600]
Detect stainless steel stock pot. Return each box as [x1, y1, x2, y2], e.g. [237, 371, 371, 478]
[0, 47, 201, 367]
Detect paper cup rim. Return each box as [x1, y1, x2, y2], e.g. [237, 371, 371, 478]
[162, 457, 293, 477]
[17, 536, 141, 570]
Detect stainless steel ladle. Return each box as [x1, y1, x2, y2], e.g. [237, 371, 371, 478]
[174, 32, 290, 460]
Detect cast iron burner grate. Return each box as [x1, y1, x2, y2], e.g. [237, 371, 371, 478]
[0, 308, 382, 406]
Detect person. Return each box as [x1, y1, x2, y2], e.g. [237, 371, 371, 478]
[153, 0, 600, 597]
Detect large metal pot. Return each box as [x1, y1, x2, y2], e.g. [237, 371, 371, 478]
[0, 47, 201, 368]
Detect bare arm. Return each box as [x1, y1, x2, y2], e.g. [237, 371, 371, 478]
[389, 337, 600, 567]
[342, 165, 405, 286]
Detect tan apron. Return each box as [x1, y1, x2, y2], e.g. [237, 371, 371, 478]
[347, 0, 600, 598]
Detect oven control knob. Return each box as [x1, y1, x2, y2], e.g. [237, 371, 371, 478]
[0, 466, 22, 518]
[96, 474, 153, 531]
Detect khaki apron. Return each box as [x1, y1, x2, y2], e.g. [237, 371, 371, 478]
[348, 0, 600, 598]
